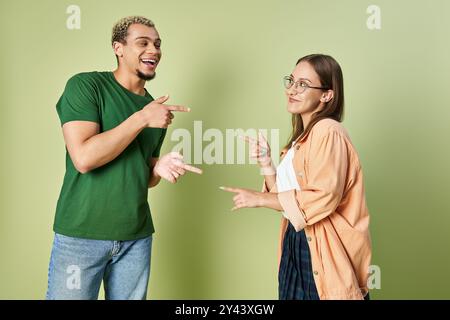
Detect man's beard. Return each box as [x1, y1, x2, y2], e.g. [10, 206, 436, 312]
[137, 70, 156, 81]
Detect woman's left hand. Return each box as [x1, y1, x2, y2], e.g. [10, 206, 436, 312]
[220, 186, 263, 211]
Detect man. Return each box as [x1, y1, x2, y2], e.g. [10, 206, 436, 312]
[46, 16, 202, 300]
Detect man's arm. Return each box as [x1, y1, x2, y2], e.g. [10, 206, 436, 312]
[62, 95, 189, 174]
[62, 112, 146, 174]
[148, 157, 161, 188]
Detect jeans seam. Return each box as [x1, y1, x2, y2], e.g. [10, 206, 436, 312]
[111, 241, 121, 257]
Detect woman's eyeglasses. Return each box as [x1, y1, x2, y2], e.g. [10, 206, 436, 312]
[283, 76, 329, 94]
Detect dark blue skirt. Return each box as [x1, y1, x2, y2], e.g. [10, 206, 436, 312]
[278, 222, 320, 300]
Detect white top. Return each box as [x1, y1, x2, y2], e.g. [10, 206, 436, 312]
[276, 145, 300, 193]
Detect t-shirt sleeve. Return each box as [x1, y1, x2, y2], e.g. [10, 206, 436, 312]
[152, 128, 167, 158]
[56, 74, 100, 126]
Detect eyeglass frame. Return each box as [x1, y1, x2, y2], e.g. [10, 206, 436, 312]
[283, 75, 330, 93]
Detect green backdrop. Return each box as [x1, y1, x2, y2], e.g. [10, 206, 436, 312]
[1, 0, 449, 299]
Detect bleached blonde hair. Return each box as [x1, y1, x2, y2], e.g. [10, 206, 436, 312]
[111, 16, 154, 45]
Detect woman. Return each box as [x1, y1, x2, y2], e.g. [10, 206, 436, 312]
[221, 54, 371, 300]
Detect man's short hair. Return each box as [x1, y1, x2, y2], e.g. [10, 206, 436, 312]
[111, 16, 155, 45]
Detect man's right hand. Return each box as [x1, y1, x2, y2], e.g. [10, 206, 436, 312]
[139, 94, 190, 128]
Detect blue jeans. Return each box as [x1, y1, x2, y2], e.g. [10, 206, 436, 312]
[46, 233, 152, 300]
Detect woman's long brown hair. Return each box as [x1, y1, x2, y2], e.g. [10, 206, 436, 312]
[283, 54, 345, 152]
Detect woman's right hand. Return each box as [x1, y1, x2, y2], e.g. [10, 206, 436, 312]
[242, 132, 274, 171]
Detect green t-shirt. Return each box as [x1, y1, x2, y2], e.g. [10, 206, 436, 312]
[54, 71, 166, 240]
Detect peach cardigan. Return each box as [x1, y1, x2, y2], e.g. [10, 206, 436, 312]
[263, 118, 372, 300]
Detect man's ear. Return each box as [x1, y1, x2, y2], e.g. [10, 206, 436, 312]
[112, 41, 124, 59]
[321, 90, 334, 103]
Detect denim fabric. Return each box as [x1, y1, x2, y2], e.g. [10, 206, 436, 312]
[46, 233, 152, 300]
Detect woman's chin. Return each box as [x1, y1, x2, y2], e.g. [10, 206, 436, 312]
[287, 104, 299, 114]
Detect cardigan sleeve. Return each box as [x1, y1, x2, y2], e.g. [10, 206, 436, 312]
[277, 129, 349, 231]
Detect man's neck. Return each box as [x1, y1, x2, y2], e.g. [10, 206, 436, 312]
[113, 67, 146, 96]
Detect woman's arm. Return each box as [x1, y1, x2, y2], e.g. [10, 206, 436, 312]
[259, 192, 283, 211]
[243, 132, 278, 191]
[277, 129, 349, 231]
[262, 172, 277, 192]
[220, 187, 283, 212]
